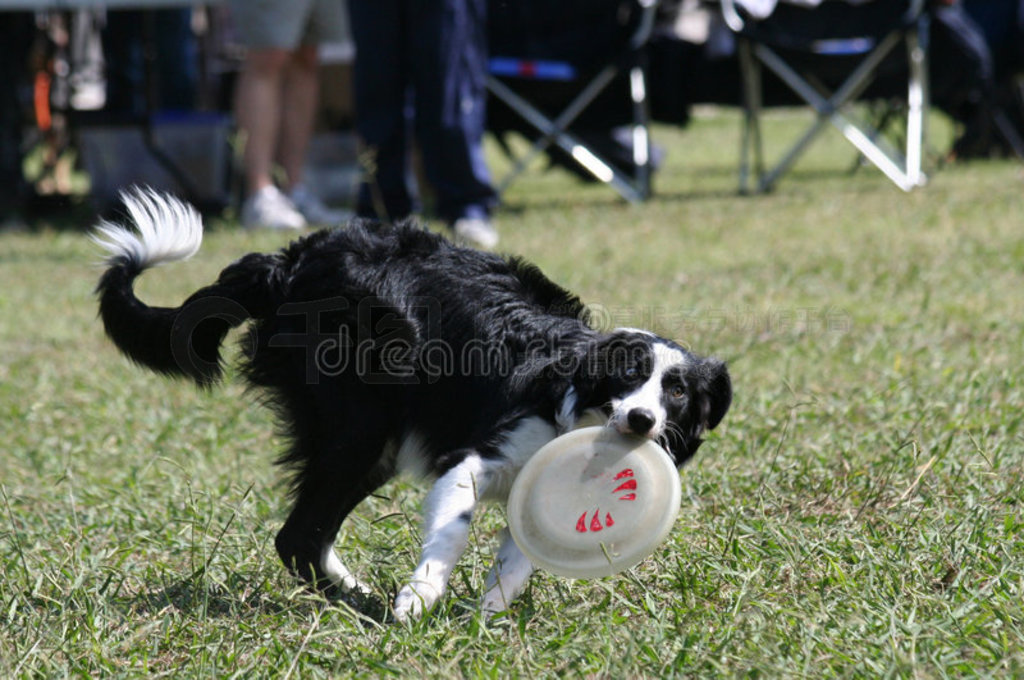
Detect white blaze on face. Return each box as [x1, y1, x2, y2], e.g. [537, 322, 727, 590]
[609, 342, 687, 438]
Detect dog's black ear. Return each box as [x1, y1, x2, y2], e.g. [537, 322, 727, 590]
[512, 344, 583, 407]
[693, 358, 732, 434]
[570, 333, 642, 407]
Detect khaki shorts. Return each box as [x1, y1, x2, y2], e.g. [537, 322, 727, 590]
[229, 0, 347, 49]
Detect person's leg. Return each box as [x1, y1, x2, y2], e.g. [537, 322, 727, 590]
[229, 0, 315, 228]
[931, 6, 997, 158]
[230, 0, 317, 196]
[410, 0, 496, 225]
[277, 43, 352, 226]
[278, 0, 348, 195]
[278, 45, 320, 192]
[154, 9, 198, 111]
[0, 13, 33, 228]
[349, 0, 414, 221]
[101, 11, 145, 115]
[234, 48, 290, 195]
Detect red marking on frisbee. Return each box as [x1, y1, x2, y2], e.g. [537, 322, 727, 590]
[613, 479, 637, 494]
[576, 509, 617, 532]
[614, 468, 634, 480]
[619, 493, 636, 501]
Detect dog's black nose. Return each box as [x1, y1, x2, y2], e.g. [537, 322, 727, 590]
[627, 408, 656, 435]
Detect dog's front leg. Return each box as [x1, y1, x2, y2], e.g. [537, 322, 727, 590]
[394, 454, 488, 622]
[480, 527, 534, 619]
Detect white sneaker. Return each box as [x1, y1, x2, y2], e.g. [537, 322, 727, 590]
[453, 217, 499, 250]
[241, 186, 307, 230]
[289, 184, 353, 226]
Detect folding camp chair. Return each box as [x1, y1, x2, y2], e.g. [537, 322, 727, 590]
[721, 0, 930, 193]
[486, 0, 659, 203]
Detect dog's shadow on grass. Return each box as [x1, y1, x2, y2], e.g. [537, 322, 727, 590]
[123, 574, 392, 627]
[123, 574, 289, 619]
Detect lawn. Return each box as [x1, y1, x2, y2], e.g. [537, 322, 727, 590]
[1, 108, 1023, 677]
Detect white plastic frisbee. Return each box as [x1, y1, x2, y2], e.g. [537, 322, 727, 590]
[507, 426, 681, 579]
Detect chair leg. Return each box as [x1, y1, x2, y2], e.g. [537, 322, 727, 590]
[849, 102, 897, 175]
[738, 38, 764, 194]
[629, 59, 652, 199]
[753, 44, 835, 192]
[487, 69, 615, 194]
[486, 58, 651, 203]
[905, 19, 927, 187]
[993, 108, 1024, 160]
[743, 27, 929, 193]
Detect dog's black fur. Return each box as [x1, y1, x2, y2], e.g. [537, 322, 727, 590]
[94, 190, 731, 618]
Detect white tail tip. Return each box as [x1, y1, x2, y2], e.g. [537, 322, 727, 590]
[91, 187, 203, 268]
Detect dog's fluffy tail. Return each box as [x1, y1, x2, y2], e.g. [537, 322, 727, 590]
[93, 188, 278, 386]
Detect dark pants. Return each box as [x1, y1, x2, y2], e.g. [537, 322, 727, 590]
[962, 0, 1024, 69]
[102, 9, 197, 115]
[931, 5, 994, 119]
[0, 14, 34, 214]
[348, 0, 496, 224]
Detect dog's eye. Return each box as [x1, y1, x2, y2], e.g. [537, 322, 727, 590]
[670, 385, 685, 400]
[624, 366, 639, 378]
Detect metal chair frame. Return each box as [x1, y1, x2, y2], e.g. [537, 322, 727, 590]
[722, 0, 930, 193]
[486, 0, 658, 203]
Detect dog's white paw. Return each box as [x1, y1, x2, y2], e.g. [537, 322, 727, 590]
[393, 582, 441, 622]
[480, 592, 510, 621]
[340, 576, 374, 597]
[323, 549, 373, 596]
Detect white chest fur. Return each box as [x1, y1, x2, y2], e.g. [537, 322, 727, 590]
[481, 416, 558, 502]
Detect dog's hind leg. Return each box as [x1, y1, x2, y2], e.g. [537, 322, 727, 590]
[275, 435, 390, 597]
[480, 527, 534, 619]
[393, 453, 490, 622]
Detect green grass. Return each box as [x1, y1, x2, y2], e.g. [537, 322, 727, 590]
[2, 108, 1023, 677]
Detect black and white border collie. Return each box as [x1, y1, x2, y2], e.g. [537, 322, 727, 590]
[93, 189, 731, 621]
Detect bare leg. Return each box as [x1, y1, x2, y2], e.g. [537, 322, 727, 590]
[234, 48, 290, 195]
[278, 45, 320, 192]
